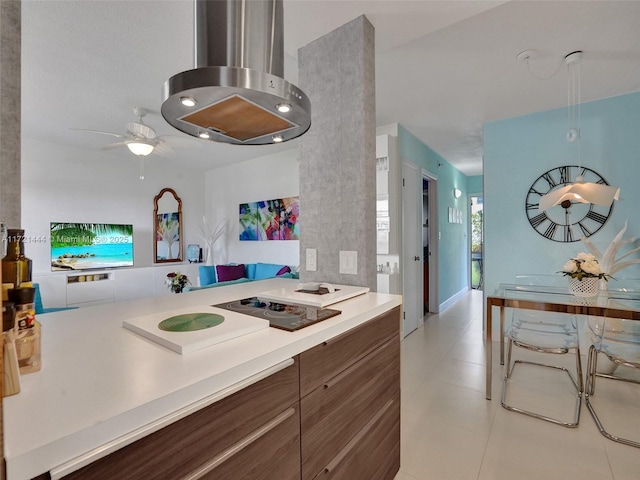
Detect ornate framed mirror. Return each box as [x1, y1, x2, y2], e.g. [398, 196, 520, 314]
[154, 188, 183, 263]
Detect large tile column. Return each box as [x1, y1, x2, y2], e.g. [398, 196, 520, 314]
[0, 0, 21, 468]
[298, 15, 376, 289]
[0, 0, 21, 229]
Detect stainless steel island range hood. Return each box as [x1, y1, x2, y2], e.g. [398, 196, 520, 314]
[161, 0, 311, 145]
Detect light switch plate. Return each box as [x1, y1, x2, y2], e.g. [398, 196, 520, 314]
[339, 251, 358, 275]
[306, 248, 317, 272]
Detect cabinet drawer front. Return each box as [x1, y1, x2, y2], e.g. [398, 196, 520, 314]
[196, 405, 300, 480]
[62, 360, 299, 480]
[301, 337, 400, 480]
[317, 391, 400, 480]
[300, 306, 400, 397]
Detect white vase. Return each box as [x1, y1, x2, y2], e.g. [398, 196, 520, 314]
[205, 246, 214, 266]
[568, 277, 598, 297]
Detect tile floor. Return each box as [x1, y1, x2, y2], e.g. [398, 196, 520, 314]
[394, 289, 640, 480]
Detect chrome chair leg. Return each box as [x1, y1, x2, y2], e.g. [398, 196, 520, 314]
[584, 345, 640, 448]
[586, 343, 598, 396]
[501, 338, 583, 428]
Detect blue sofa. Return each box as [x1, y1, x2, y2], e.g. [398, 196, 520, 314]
[184, 263, 298, 292]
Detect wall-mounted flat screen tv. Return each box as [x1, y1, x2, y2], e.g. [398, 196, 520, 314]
[50, 222, 133, 271]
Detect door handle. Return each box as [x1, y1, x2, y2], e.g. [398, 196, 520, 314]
[414, 256, 420, 261]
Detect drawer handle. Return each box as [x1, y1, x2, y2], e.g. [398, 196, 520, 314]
[323, 337, 395, 390]
[180, 407, 296, 480]
[322, 397, 395, 476]
[321, 326, 356, 346]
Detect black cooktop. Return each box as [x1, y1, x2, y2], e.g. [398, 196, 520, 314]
[213, 297, 341, 331]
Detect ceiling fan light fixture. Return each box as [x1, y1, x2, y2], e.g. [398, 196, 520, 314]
[180, 96, 197, 107]
[126, 140, 154, 156]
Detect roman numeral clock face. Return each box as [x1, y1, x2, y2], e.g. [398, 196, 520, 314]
[525, 165, 613, 242]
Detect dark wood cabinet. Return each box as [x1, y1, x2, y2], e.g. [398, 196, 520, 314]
[197, 405, 300, 480]
[62, 361, 299, 480]
[299, 306, 400, 398]
[42, 306, 401, 480]
[313, 391, 400, 480]
[300, 306, 401, 480]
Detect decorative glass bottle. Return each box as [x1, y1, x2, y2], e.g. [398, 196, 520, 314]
[1, 229, 33, 288]
[8, 287, 41, 374]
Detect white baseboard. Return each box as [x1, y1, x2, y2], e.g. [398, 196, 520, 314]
[439, 286, 469, 312]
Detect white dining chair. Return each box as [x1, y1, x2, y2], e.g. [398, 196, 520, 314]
[501, 275, 584, 427]
[585, 314, 640, 447]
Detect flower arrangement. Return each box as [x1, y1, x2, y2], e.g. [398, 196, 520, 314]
[582, 220, 640, 277]
[166, 272, 190, 293]
[559, 252, 611, 281]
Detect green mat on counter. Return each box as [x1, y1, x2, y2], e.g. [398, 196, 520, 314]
[158, 313, 225, 332]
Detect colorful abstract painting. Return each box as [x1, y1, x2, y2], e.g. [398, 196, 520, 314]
[239, 196, 299, 241]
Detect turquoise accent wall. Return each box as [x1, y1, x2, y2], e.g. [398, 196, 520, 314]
[398, 125, 469, 306]
[467, 175, 483, 195]
[484, 91, 640, 297]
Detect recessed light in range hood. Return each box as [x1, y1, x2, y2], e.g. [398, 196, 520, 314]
[161, 0, 311, 145]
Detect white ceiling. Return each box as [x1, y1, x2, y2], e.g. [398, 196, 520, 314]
[21, 1, 640, 177]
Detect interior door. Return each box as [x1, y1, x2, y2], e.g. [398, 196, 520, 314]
[402, 161, 422, 337]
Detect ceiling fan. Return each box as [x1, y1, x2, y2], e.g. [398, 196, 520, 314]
[71, 106, 198, 179]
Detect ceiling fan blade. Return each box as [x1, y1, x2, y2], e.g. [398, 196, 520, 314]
[152, 143, 175, 157]
[70, 127, 128, 139]
[157, 135, 201, 149]
[101, 142, 127, 151]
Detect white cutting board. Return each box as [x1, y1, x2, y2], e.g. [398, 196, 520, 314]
[257, 284, 369, 308]
[123, 305, 268, 354]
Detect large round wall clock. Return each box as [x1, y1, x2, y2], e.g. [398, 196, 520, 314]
[525, 165, 614, 243]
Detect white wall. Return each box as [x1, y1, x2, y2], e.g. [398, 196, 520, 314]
[21, 138, 206, 275]
[204, 148, 300, 267]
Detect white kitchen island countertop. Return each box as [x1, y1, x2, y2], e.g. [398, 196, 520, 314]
[3, 278, 401, 480]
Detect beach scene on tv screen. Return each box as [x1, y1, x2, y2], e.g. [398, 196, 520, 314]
[50, 223, 133, 271]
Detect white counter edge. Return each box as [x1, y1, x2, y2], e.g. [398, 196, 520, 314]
[49, 358, 295, 479]
[4, 278, 401, 480]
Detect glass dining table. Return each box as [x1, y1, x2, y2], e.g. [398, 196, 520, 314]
[485, 283, 640, 400]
